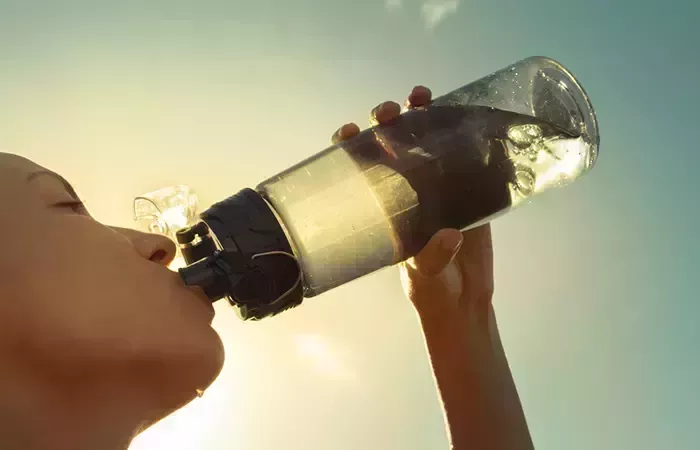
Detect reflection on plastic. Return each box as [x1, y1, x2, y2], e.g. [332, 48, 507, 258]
[133, 185, 199, 243]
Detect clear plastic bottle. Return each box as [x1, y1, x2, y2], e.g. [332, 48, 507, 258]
[133, 185, 200, 244]
[256, 56, 599, 297]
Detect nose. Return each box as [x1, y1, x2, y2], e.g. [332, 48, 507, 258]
[114, 227, 177, 266]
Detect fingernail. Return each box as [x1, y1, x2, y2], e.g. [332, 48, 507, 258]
[334, 123, 349, 138]
[371, 104, 382, 119]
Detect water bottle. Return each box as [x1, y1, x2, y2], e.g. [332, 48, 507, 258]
[137, 56, 599, 320]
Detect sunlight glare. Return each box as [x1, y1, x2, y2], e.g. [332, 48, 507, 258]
[294, 334, 356, 383]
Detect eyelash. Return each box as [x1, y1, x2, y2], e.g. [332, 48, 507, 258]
[53, 200, 87, 214]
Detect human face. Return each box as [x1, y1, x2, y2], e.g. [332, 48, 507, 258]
[0, 153, 224, 408]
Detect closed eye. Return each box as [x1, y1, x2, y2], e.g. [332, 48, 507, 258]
[52, 200, 88, 214]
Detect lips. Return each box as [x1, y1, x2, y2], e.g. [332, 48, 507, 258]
[160, 263, 217, 321]
[190, 286, 216, 313]
[183, 286, 215, 325]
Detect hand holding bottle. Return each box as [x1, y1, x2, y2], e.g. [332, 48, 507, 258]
[332, 86, 495, 321]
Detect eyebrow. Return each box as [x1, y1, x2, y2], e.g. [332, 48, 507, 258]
[26, 170, 80, 200]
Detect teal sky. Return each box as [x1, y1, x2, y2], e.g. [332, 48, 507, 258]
[1, 1, 698, 449]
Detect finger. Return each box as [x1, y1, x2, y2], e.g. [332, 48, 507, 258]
[453, 224, 495, 297]
[331, 122, 361, 144]
[370, 101, 402, 126]
[405, 228, 463, 277]
[405, 85, 432, 110]
[460, 224, 492, 257]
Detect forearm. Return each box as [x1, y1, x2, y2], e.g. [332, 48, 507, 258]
[419, 304, 533, 450]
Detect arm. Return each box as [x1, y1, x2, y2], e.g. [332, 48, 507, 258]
[403, 223, 533, 450]
[419, 303, 533, 450]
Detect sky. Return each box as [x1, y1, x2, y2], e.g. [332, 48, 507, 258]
[1, 0, 699, 449]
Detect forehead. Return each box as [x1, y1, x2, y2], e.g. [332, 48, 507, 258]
[0, 154, 49, 225]
[0, 152, 45, 177]
[0, 153, 70, 198]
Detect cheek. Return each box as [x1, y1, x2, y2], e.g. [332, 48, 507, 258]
[13, 219, 217, 366]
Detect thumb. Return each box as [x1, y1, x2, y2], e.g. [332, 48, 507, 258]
[406, 229, 463, 277]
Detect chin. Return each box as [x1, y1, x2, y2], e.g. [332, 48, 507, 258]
[139, 327, 225, 418]
[180, 326, 226, 392]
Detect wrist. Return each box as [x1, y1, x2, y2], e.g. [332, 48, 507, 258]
[415, 293, 493, 328]
[416, 301, 499, 367]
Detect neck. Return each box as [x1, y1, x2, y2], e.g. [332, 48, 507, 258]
[0, 364, 154, 450]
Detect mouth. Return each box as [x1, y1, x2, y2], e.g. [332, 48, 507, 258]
[189, 285, 216, 317]
[162, 261, 217, 321]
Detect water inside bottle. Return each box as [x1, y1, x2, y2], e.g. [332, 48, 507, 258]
[260, 105, 595, 296]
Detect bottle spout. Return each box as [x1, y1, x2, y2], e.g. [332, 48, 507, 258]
[133, 185, 200, 244]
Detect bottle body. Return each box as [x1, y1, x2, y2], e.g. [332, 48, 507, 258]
[257, 56, 599, 297]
